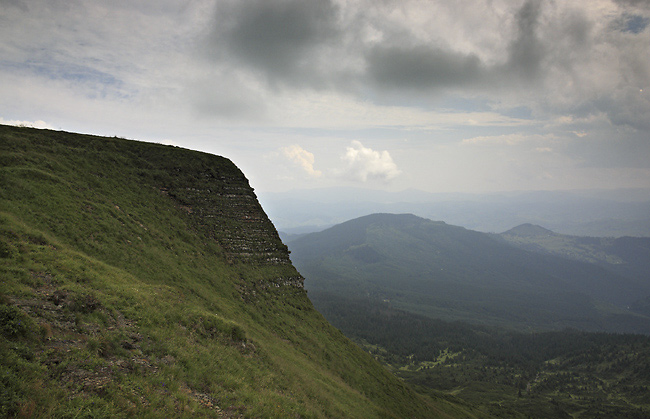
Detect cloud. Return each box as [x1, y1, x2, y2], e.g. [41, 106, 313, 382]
[282, 144, 322, 177]
[186, 69, 269, 120]
[204, 0, 346, 89]
[504, 0, 545, 81]
[366, 44, 485, 91]
[2, 0, 649, 193]
[195, 0, 650, 132]
[614, 0, 650, 12]
[0, 117, 52, 129]
[461, 133, 559, 148]
[340, 141, 401, 182]
[1, 0, 27, 12]
[462, 134, 530, 146]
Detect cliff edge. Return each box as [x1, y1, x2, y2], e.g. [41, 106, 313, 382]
[0, 125, 476, 418]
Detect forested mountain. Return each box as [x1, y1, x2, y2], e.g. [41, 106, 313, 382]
[311, 293, 650, 418]
[286, 214, 650, 417]
[497, 224, 650, 309]
[0, 125, 475, 418]
[288, 213, 650, 333]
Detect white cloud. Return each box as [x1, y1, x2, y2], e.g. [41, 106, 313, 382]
[462, 134, 528, 146]
[571, 131, 588, 138]
[282, 144, 322, 177]
[340, 140, 401, 182]
[0, 117, 52, 129]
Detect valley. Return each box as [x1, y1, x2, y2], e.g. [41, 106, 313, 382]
[285, 213, 650, 417]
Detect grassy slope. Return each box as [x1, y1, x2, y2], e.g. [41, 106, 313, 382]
[0, 125, 479, 418]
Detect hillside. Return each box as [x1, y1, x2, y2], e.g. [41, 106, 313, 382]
[288, 213, 650, 333]
[500, 223, 556, 238]
[0, 125, 477, 418]
[498, 224, 650, 304]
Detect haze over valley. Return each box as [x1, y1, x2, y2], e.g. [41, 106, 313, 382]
[263, 187, 650, 238]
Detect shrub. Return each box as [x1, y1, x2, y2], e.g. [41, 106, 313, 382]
[0, 304, 31, 338]
[0, 368, 22, 418]
[0, 239, 17, 259]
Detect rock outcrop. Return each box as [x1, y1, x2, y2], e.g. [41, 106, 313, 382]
[161, 172, 292, 266]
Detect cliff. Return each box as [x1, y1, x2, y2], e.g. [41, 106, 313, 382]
[0, 125, 477, 418]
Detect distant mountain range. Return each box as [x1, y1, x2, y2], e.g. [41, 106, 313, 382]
[260, 187, 650, 237]
[287, 213, 650, 334]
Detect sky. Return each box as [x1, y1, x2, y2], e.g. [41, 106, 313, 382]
[1, 0, 649, 194]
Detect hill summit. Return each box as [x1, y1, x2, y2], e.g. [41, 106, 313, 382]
[0, 125, 471, 418]
[502, 223, 556, 237]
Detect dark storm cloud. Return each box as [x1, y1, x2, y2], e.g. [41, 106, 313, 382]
[206, 0, 343, 89]
[365, 44, 485, 90]
[365, 0, 547, 92]
[4, 0, 646, 121]
[205, 0, 557, 96]
[506, 0, 545, 80]
[195, 0, 650, 134]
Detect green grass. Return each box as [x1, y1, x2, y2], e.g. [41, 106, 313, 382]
[0, 125, 481, 418]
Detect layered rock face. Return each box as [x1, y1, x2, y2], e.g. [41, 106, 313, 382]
[156, 159, 305, 295]
[161, 170, 292, 266]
